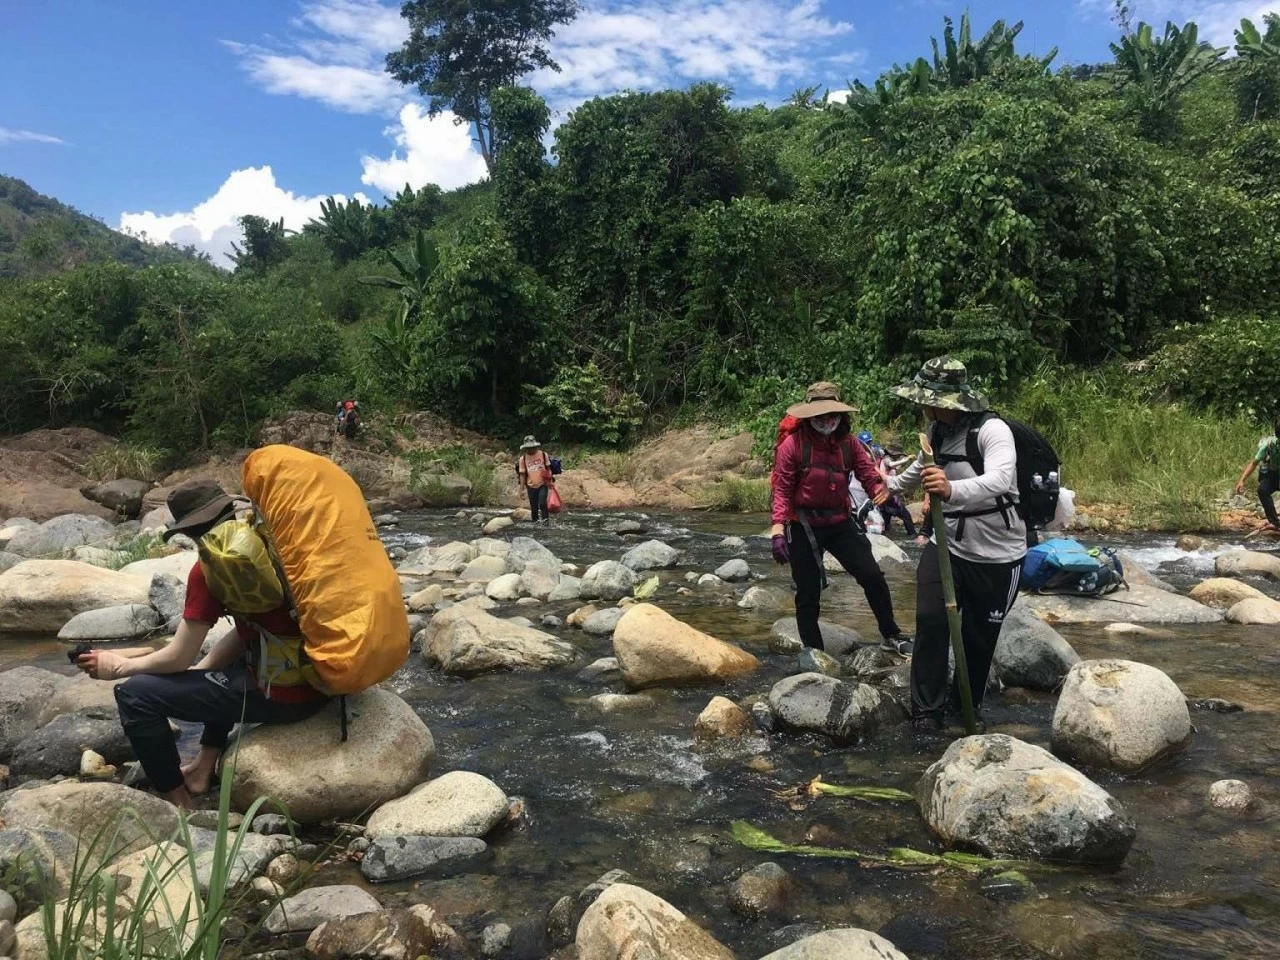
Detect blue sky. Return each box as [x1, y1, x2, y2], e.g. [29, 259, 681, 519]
[1, 0, 1273, 264]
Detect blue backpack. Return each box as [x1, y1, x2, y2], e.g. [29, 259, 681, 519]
[1021, 538, 1126, 597]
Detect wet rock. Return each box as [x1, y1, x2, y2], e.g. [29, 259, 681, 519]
[485, 573, 523, 601]
[0, 781, 178, 860]
[148, 573, 185, 631]
[759, 928, 909, 960]
[621, 540, 681, 571]
[541, 614, 563, 629]
[520, 563, 561, 600]
[10, 710, 132, 780]
[797, 649, 841, 677]
[1188, 577, 1269, 608]
[1051, 659, 1192, 772]
[1115, 552, 1177, 592]
[187, 827, 283, 893]
[769, 617, 861, 656]
[720, 536, 746, 551]
[845, 646, 900, 682]
[459, 554, 509, 583]
[1190, 697, 1243, 713]
[917, 734, 1136, 864]
[1208, 779, 1254, 813]
[751, 700, 776, 732]
[1216, 549, 1280, 581]
[1176, 535, 1205, 552]
[697, 574, 724, 587]
[580, 561, 637, 601]
[992, 600, 1079, 690]
[567, 604, 600, 627]
[714, 558, 751, 582]
[267, 852, 301, 885]
[980, 869, 1037, 903]
[0, 559, 150, 634]
[56, 603, 160, 641]
[365, 770, 508, 839]
[583, 607, 626, 636]
[1102, 622, 1171, 638]
[578, 657, 622, 683]
[264, 884, 382, 935]
[730, 861, 792, 918]
[360, 835, 490, 882]
[613, 603, 760, 689]
[1024, 584, 1221, 624]
[483, 516, 515, 535]
[5, 514, 116, 558]
[694, 696, 752, 740]
[607, 520, 646, 535]
[507, 537, 561, 574]
[548, 575, 582, 602]
[229, 689, 434, 824]
[0, 666, 76, 760]
[768, 673, 900, 741]
[304, 908, 437, 960]
[1226, 596, 1280, 625]
[547, 895, 576, 947]
[576, 883, 735, 960]
[737, 585, 790, 611]
[482, 922, 512, 957]
[423, 605, 577, 675]
[590, 692, 656, 715]
[252, 813, 291, 835]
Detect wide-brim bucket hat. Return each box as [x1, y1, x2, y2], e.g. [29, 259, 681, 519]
[786, 381, 857, 419]
[890, 356, 989, 413]
[163, 478, 239, 543]
[519, 435, 542, 450]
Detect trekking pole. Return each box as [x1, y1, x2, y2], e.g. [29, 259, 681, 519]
[919, 433, 978, 736]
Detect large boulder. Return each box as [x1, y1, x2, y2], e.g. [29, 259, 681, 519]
[1024, 584, 1221, 624]
[422, 605, 576, 675]
[768, 617, 861, 656]
[36, 676, 124, 727]
[0, 518, 37, 550]
[768, 673, 900, 741]
[9, 709, 132, 780]
[583, 607, 626, 636]
[0, 483, 114, 524]
[759, 928, 909, 960]
[5, 514, 117, 559]
[917, 734, 1136, 864]
[0, 782, 178, 858]
[1216, 549, 1280, 581]
[228, 689, 435, 824]
[117, 552, 197, 581]
[737, 585, 790, 611]
[360, 835, 490, 883]
[580, 561, 637, 601]
[265, 884, 383, 935]
[0, 560, 150, 634]
[148, 573, 186, 631]
[1051, 659, 1192, 773]
[714, 558, 751, 582]
[613, 603, 760, 689]
[694, 697, 752, 740]
[485, 573, 523, 602]
[621, 540, 681, 571]
[57, 603, 160, 641]
[458, 554, 508, 583]
[0, 551, 23, 574]
[576, 883, 735, 960]
[519, 562, 561, 601]
[992, 601, 1079, 690]
[1188, 577, 1270, 608]
[0, 666, 77, 760]
[364, 770, 508, 839]
[82, 480, 151, 519]
[414, 474, 473, 507]
[1226, 597, 1280, 625]
[507, 537, 561, 574]
[1115, 552, 1176, 592]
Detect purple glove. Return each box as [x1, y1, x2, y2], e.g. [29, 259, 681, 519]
[771, 534, 790, 565]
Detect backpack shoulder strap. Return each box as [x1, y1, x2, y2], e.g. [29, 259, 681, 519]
[800, 434, 812, 470]
[840, 437, 854, 475]
[966, 412, 997, 475]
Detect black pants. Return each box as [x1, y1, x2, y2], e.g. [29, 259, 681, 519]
[879, 501, 917, 538]
[527, 485, 550, 522]
[911, 543, 1022, 722]
[115, 660, 328, 793]
[788, 518, 901, 648]
[1260, 470, 1279, 527]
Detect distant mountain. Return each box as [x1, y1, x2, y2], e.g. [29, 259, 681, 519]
[0, 174, 207, 279]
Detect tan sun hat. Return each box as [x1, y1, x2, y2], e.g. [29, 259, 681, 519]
[785, 381, 857, 419]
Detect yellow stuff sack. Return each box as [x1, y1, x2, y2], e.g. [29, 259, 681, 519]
[197, 519, 285, 614]
[241, 445, 409, 695]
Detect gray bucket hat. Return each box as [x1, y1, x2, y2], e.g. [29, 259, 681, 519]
[890, 356, 989, 413]
[519, 435, 542, 450]
[785, 381, 857, 419]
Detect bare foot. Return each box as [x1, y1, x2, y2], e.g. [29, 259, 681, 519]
[162, 784, 196, 810]
[181, 747, 221, 796]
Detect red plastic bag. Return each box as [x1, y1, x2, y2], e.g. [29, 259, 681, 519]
[547, 486, 563, 514]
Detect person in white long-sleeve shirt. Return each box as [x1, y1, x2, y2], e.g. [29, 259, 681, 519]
[888, 357, 1027, 734]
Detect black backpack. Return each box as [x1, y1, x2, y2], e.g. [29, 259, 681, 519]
[931, 412, 1061, 531]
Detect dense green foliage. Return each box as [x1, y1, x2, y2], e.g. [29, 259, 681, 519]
[1, 11, 1278, 459]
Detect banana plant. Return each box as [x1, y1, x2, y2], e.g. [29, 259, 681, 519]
[930, 13, 1057, 88]
[361, 230, 439, 384]
[1109, 21, 1226, 135]
[1235, 14, 1280, 59]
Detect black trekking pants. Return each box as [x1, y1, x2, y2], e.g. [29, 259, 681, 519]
[527, 484, 550, 522]
[787, 518, 901, 648]
[879, 501, 917, 538]
[910, 542, 1022, 723]
[115, 660, 328, 793]
[1260, 470, 1279, 527]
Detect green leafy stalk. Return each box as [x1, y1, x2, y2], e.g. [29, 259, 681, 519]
[809, 782, 915, 803]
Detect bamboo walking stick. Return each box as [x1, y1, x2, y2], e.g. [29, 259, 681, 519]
[919, 432, 978, 735]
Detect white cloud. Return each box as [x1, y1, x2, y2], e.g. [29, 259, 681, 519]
[0, 125, 65, 145]
[1078, 1, 1278, 47]
[119, 166, 370, 267]
[360, 103, 490, 194]
[225, 41, 403, 114]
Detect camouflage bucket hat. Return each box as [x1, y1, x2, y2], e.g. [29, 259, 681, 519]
[889, 356, 989, 413]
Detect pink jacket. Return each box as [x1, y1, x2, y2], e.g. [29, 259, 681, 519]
[771, 423, 886, 527]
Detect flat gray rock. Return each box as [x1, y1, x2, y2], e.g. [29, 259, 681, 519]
[360, 835, 490, 882]
[620, 540, 681, 571]
[6, 515, 116, 558]
[583, 607, 626, 636]
[264, 884, 382, 934]
[714, 558, 752, 582]
[769, 617, 861, 656]
[57, 603, 160, 641]
[1025, 584, 1222, 624]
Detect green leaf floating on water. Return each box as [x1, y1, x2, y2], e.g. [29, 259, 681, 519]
[731, 821, 1032, 875]
[633, 575, 660, 599]
[809, 782, 915, 802]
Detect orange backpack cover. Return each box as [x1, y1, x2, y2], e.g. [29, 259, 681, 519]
[241, 445, 409, 695]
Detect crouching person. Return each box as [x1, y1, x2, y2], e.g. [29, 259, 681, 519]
[76, 479, 329, 808]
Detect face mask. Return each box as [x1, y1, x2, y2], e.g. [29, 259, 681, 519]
[811, 416, 839, 435]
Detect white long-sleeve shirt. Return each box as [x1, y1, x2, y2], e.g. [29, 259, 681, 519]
[889, 416, 1027, 564]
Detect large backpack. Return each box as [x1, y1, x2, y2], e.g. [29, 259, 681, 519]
[241, 445, 409, 697]
[1021, 538, 1126, 597]
[931, 412, 1061, 531]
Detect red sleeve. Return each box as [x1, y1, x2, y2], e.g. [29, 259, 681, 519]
[183, 562, 226, 624]
[851, 439, 887, 501]
[771, 433, 800, 526]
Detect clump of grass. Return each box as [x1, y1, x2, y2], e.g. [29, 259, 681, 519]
[697, 476, 772, 513]
[106, 532, 167, 570]
[597, 451, 640, 486]
[408, 445, 498, 507]
[83, 444, 164, 482]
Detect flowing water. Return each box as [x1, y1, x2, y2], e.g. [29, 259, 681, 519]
[8, 511, 1280, 957]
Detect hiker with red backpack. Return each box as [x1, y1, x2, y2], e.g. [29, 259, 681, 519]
[770, 382, 913, 656]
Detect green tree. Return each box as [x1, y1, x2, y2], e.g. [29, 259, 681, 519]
[305, 197, 388, 265]
[490, 86, 551, 265]
[929, 13, 1057, 89]
[360, 230, 439, 396]
[1235, 14, 1280, 121]
[229, 216, 289, 274]
[1109, 21, 1226, 139]
[386, 0, 580, 175]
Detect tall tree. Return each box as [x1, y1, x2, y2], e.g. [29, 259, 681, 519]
[1235, 14, 1280, 121]
[386, 0, 580, 175]
[229, 216, 289, 275]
